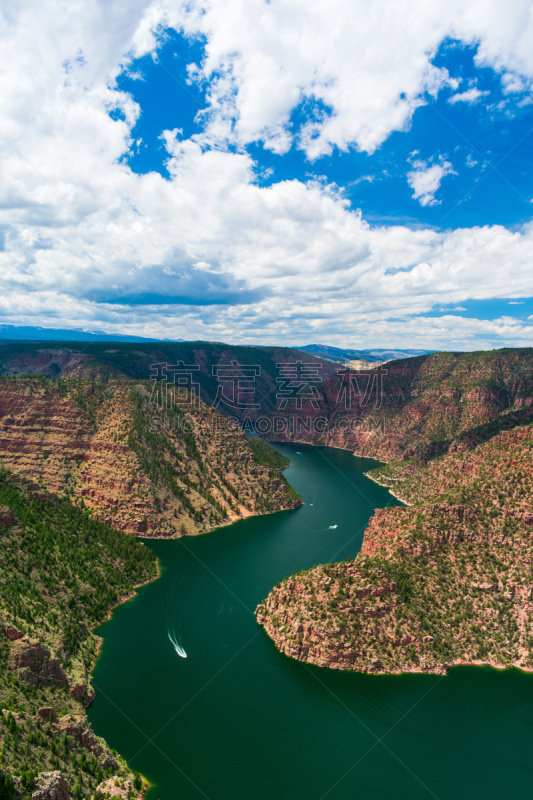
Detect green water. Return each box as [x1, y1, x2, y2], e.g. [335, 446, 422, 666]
[88, 444, 533, 799]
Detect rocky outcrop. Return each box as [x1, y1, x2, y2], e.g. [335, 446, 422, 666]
[0, 379, 301, 537]
[257, 421, 533, 675]
[0, 505, 13, 525]
[7, 636, 96, 706]
[69, 679, 95, 707]
[37, 707, 57, 723]
[10, 637, 68, 688]
[95, 777, 142, 799]
[55, 715, 117, 769]
[31, 771, 70, 800]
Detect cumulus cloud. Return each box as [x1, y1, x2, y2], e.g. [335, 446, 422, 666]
[1, 1, 533, 351]
[501, 71, 530, 93]
[448, 87, 490, 104]
[132, 0, 533, 157]
[407, 159, 456, 206]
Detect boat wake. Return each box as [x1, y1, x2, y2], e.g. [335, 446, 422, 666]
[168, 629, 187, 659]
[163, 575, 209, 661]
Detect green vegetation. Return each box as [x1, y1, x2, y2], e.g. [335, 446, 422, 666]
[248, 438, 290, 469]
[0, 372, 303, 795]
[0, 769, 15, 799]
[258, 419, 533, 675]
[0, 471, 156, 652]
[0, 473, 157, 796]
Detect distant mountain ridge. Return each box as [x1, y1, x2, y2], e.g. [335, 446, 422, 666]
[296, 343, 435, 363]
[0, 323, 184, 343]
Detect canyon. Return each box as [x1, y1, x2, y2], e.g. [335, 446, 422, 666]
[257, 406, 533, 675]
[0, 377, 301, 537]
[0, 364, 301, 798]
[3, 341, 533, 795]
[3, 342, 533, 463]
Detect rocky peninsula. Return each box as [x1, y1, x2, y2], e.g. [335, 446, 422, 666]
[257, 405, 533, 675]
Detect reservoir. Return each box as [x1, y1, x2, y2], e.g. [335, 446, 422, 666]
[88, 443, 533, 799]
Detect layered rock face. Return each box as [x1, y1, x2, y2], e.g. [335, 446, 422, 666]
[0, 378, 300, 537]
[3, 343, 533, 464]
[273, 348, 533, 460]
[257, 422, 533, 675]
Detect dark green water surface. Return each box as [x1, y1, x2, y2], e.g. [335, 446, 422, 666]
[88, 444, 533, 799]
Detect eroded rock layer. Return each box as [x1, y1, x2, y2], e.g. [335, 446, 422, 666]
[257, 423, 533, 675]
[0, 378, 301, 537]
[3, 344, 533, 465]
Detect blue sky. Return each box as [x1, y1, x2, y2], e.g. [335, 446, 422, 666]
[1, 1, 533, 349]
[122, 32, 533, 238]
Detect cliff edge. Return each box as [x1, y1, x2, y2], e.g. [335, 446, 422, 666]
[257, 422, 533, 675]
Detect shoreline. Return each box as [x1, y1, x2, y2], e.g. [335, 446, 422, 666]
[269, 646, 533, 677]
[133, 500, 303, 541]
[264, 435, 413, 507]
[363, 471, 413, 506]
[84, 447, 301, 795]
[89, 556, 162, 675]
[88, 558, 162, 798]
[124, 456, 302, 541]
[258, 444, 533, 680]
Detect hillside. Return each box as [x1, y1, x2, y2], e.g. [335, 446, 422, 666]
[0, 341, 338, 416]
[3, 344, 533, 467]
[0, 378, 301, 537]
[0, 474, 157, 798]
[276, 347, 533, 460]
[257, 419, 533, 675]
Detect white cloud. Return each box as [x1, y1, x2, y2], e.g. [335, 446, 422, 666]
[130, 0, 533, 158]
[350, 175, 375, 187]
[0, 1, 533, 352]
[407, 159, 456, 206]
[501, 71, 530, 93]
[448, 87, 490, 104]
